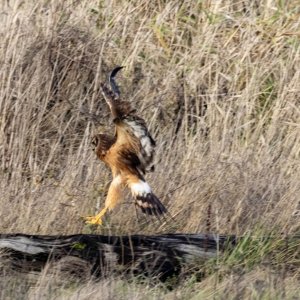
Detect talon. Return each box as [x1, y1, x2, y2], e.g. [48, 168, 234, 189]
[84, 216, 103, 225]
[83, 207, 108, 225]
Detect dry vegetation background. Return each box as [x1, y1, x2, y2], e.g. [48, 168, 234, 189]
[0, 0, 300, 298]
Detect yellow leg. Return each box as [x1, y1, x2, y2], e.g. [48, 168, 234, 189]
[84, 176, 123, 225]
[85, 207, 108, 225]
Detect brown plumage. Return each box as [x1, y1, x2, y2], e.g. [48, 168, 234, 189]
[85, 67, 167, 225]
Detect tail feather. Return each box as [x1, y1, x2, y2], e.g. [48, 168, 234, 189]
[129, 179, 167, 216]
[136, 193, 167, 216]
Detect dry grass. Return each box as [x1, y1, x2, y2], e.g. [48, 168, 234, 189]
[0, 0, 300, 298]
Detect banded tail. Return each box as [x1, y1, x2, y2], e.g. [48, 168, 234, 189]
[129, 179, 167, 216]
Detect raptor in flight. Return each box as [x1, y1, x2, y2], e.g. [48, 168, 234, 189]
[85, 67, 167, 225]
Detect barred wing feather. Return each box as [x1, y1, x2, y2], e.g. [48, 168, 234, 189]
[123, 115, 156, 172]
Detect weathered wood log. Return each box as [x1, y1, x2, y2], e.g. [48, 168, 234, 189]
[0, 233, 237, 280]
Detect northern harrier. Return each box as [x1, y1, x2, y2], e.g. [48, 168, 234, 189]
[85, 67, 167, 225]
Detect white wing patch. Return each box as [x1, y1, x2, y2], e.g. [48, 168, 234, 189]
[130, 180, 152, 197]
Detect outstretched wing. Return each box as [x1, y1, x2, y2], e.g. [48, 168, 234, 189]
[100, 67, 156, 175]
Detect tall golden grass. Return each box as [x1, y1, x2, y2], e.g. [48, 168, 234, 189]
[0, 0, 299, 298]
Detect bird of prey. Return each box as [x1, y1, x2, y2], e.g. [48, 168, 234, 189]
[85, 67, 167, 225]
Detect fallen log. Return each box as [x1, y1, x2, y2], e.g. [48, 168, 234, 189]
[0, 233, 237, 280]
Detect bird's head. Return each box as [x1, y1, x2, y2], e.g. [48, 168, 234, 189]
[91, 133, 115, 154]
